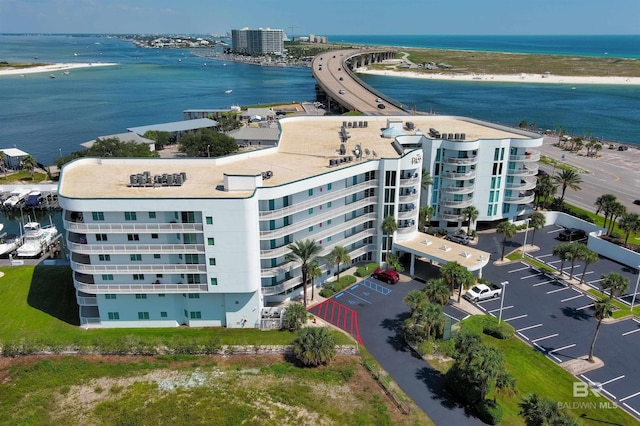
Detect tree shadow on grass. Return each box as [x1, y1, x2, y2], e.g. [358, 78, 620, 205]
[27, 265, 80, 326]
[415, 367, 478, 417]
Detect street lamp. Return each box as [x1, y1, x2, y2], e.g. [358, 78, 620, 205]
[498, 281, 509, 324]
[631, 266, 640, 311]
[522, 218, 531, 259]
[207, 144, 211, 158]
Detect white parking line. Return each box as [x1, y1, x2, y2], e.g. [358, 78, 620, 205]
[620, 390, 640, 402]
[521, 273, 543, 280]
[588, 278, 603, 285]
[547, 287, 571, 294]
[532, 333, 559, 343]
[622, 328, 640, 336]
[508, 266, 530, 273]
[561, 294, 584, 302]
[576, 304, 593, 311]
[488, 305, 513, 313]
[622, 402, 640, 418]
[536, 254, 553, 259]
[517, 323, 543, 332]
[533, 280, 555, 287]
[547, 260, 562, 265]
[517, 332, 530, 341]
[548, 344, 576, 354]
[504, 314, 528, 322]
[601, 375, 625, 386]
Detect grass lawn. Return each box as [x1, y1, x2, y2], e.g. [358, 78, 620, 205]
[0, 171, 49, 183]
[456, 316, 637, 425]
[0, 265, 353, 351]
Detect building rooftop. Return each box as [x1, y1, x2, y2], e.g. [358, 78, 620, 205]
[127, 118, 218, 135]
[59, 115, 532, 200]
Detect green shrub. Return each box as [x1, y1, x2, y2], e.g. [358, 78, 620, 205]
[417, 340, 434, 356]
[319, 287, 335, 298]
[482, 318, 515, 340]
[355, 263, 379, 277]
[476, 400, 503, 425]
[435, 338, 456, 358]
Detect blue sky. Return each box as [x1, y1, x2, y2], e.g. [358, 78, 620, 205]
[1, 0, 638, 35]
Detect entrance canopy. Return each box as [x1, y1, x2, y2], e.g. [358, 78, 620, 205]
[394, 232, 490, 272]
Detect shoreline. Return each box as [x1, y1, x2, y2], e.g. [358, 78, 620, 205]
[355, 67, 640, 86]
[0, 62, 118, 77]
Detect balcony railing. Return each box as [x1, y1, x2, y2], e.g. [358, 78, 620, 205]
[503, 194, 536, 204]
[398, 209, 417, 220]
[440, 212, 464, 221]
[441, 184, 475, 194]
[509, 150, 541, 162]
[74, 278, 209, 294]
[444, 156, 478, 165]
[67, 242, 205, 255]
[505, 178, 537, 191]
[507, 166, 538, 176]
[64, 220, 203, 233]
[399, 176, 420, 186]
[397, 225, 416, 234]
[399, 191, 419, 203]
[70, 260, 206, 274]
[441, 170, 476, 179]
[77, 296, 98, 306]
[438, 198, 474, 208]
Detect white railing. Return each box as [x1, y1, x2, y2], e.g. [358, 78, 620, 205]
[398, 209, 417, 220]
[444, 156, 478, 165]
[67, 242, 204, 254]
[440, 212, 464, 220]
[77, 296, 98, 305]
[504, 194, 535, 204]
[399, 192, 419, 203]
[509, 150, 541, 162]
[439, 199, 474, 208]
[258, 179, 378, 219]
[70, 260, 206, 274]
[74, 279, 208, 294]
[441, 170, 476, 179]
[441, 184, 475, 194]
[507, 167, 538, 176]
[397, 225, 416, 234]
[399, 176, 420, 186]
[505, 179, 537, 190]
[64, 220, 203, 233]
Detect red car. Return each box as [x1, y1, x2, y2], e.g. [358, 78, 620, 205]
[373, 268, 400, 284]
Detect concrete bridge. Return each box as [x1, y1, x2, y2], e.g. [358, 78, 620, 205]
[312, 49, 412, 116]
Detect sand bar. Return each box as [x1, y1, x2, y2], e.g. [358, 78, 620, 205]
[0, 62, 118, 77]
[356, 67, 640, 86]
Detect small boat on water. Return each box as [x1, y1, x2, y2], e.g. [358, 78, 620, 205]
[16, 221, 59, 258]
[25, 190, 42, 207]
[49, 74, 56, 79]
[0, 226, 22, 257]
[3, 189, 30, 208]
[225, 89, 233, 94]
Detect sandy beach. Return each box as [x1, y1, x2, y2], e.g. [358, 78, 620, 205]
[0, 62, 118, 77]
[356, 67, 640, 86]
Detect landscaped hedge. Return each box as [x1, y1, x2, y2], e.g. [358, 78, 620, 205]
[355, 263, 379, 277]
[320, 275, 357, 298]
[459, 315, 515, 340]
[476, 400, 504, 425]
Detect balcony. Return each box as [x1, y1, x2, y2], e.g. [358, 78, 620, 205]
[503, 193, 536, 204]
[398, 190, 419, 203]
[74, 278, 208, 294]
[441, 170, 476, 180]
[509, 150, 541, 162]
[398, 208, 418, 220]
[440, 212, 464, 221]
[506, 178, 536, 191]
[70, 260, 206, 274]
[507, 166, 538, 176]
[399, 176, 420, 186]
[444, 155, 478, 165]
[68, 242, 205, 255]
[441, 184, 475, 194]
[64, 220, 203, 233]
[438, 198, 474, 208]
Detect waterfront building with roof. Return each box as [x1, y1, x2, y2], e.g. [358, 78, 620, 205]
[231, 28, 285, 55]
[58, 115, 541, 328]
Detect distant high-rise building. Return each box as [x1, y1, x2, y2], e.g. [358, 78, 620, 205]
[231, 28, 285, 55]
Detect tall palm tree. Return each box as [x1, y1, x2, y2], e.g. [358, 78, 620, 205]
[608, 202, 626, 235]
[404, 289, 427, 312]
[418, 205, 434, 233]
[381, 215, 398, 261]
[421, 168, 433, 190]
[619, 213, 640, 248]
[285, 239, 323, 307]
[588, 297, 614, 363]
[328, 246, 350, 281]
[528, 212, 546, 246]
[469, 345, 504, 400]
[552, 243, 573, 277]
[0, 150, 5, 179]
[600, 272, 629, 301]
[496, 221, 517, 261]
[21, 154, 37, 179]
[440, 261, 474, 303]
[462, 205, 479, 235]
[308, 261, 322, 301]
[553, 169, 582, 205]
[600, 195, 619, 231]
[594, 193, 616, 217]
[578, 248, 600, 285]
[424, 277, 450, 306]
[534, 175, 556, 210]
[566, 244, 586, 280]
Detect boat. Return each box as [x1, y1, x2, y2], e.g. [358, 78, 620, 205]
[0, 228, 22, 257]
[49, 74, 56, 79]
[3, 189, 30, 207]
[16, 221, 59, 258]
[225, 89, 233, 94]
[24, 190, 42, 207]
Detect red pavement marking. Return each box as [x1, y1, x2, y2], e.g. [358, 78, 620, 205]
[308, 299, 363, 345]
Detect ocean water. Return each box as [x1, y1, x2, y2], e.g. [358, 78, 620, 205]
[0, 34, 639, 166]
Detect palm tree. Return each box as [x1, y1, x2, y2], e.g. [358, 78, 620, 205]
[496, 221, 517, 261]
[386, 253, 405, 272]
[608, 202, 626, 235]
[600, 272, 629, 301]
[421, 168, 433, 190]
[293, 326, 337, 366]
[578, 248, 599, 285]
[494, 370, 516, 404]
[462, 206, 479, 235]
[528, 212, 546, 246]
[404, 289, 427, 312]
[286, 239, 323, 307]
[0, 150, 5, 179]
[21, 154, 37, 179]
[534, 175, 556, 210]
[424, 277, 451, 306]
[588, 297, 614, 363]
[469, 345, 504, 400]
[440, 261, 475, 303]
[308, 261, 322, 301]
[553, 169, 582, 205]
[595, 193, 617, 230]
[283, 303, 308, 331]
[619, 213, 640, 247]
[566, 244, 585, 280]
[381, 215, 398, 261]
[328, 246, 350, 281]
[552, 243, 573, 277]
[409, 303, 445, 341]
[519, 393, 556, 426]
[418, 205, 434, 233]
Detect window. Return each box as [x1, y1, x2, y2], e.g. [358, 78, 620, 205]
[96, 233, 108, 241]
[184, 309, 188, 317]
[133, 274, 145, 280]
[187, 274, 201, 284]
[183, 234, 197, 244]
[92, 212, 104, 221]
[138, 312, 150, 320]
[148, 212, 156, 219]
[105, 294, 116, 299]
[308, 226, 313, 232]
[185, 254, 199, 264]
[210, 278, 218, 286]
[101, 274, 114, 281]
[328, 236, 332, 242]
[151, 233, 158, 239]
[328, 183, 332, 190]
[209, 258, 216, 266]
[327, 201, 332, 208]
[156, 274, 163, 278]
[135, 294, 147, 299]
[181, 211, 195, 223]
[130, 254, 142, 261]
[107, 312, 119, 320]
[190, 311, 202, 319]
[160, 311, 167, 318]
[127, 234, 140, 241]
[188, 293, 200, 299]
[308, 188, 313, 196]
[308, 208, 313, 214]
[124, 212, 137, 221]
[158, 294, 165, 297]
[206, 216, 213, 225]
[153, 254, 161, 259]
[208, 237, 215, 246]
[98, 254, 111, 261]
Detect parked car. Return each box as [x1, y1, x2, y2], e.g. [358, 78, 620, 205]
[445, 232, 470, 245]
[338, 89, 346, 94]
[536, 169, 549, 177]
[372, 268, 400, 284]
[464, 283, 503, 302]
[634, 199, 640, 205]
[558, 228, 587, 242]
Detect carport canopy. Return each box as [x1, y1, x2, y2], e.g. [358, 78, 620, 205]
[393, 232, 490, 273]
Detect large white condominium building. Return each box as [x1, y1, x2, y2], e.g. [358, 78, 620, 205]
[58, 115, 542, 329]
[231, 27, 285, 55]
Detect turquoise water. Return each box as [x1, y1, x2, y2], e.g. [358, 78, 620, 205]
[1, 34, 639, 166]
